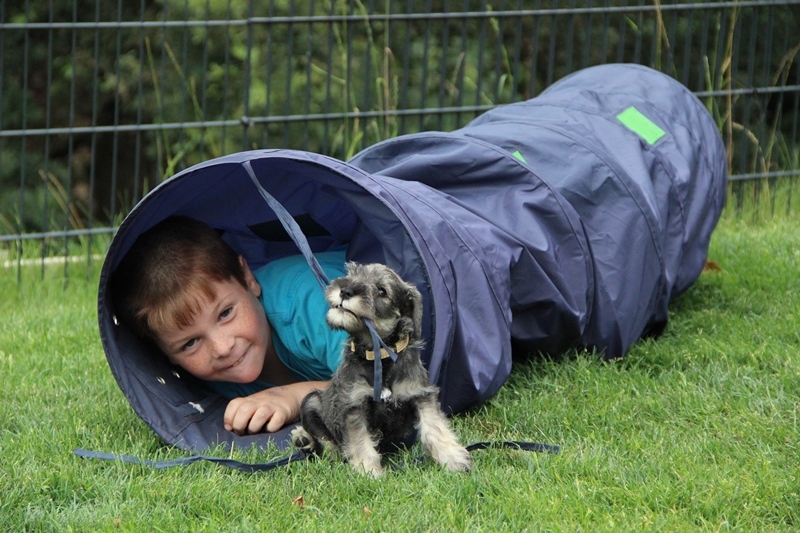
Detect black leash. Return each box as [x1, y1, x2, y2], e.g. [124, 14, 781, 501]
[73, 447, 313, 473]
[245, 161, 397, 402]
[465, 440, 560, 454]
[74, 439, 558, 473]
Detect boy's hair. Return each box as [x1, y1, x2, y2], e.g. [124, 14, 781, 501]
[110, 216, 248, 341]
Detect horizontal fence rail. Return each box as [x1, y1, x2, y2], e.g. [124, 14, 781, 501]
[2, 0, 799, 265]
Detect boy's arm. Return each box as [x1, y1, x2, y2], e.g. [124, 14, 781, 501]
[223, 380, 329, 435]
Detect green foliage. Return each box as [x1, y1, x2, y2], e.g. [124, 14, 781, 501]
[1, 216, 798, 531]
[1, 2, 799, 234]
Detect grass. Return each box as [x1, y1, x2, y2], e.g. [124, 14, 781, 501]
[1, 215, 799, 532]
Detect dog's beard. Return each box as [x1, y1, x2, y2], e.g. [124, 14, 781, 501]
[325, 305, 364, 332]
[325, 294, 401, 340]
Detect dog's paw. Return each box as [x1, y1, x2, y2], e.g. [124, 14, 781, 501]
[440, 446, 472, 473]
[345, 443, 385, 477]
[290, 426, 316, 452]
[351, 456, 384, 478]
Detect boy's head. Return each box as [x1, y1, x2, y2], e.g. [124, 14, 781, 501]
[111, 216, 248, 342]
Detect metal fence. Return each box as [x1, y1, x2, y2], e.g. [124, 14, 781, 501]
[2, 0, 799, 265]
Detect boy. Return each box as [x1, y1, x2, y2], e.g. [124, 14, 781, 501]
[110, 215, 347, 435]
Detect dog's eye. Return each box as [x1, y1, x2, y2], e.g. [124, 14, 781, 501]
[377, 286, 387, 297]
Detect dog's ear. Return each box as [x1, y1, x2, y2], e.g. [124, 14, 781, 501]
[402, 280, 423, 335]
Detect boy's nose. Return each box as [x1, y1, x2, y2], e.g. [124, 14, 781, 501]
[209, 333, 234, 359]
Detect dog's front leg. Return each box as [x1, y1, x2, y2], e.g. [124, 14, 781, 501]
[292, 390, 331, 456]
[416, 397, 472, 473]
[342, 408, 383, 477]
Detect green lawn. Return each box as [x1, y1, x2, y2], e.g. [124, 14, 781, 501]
[1, 216, 798, 532]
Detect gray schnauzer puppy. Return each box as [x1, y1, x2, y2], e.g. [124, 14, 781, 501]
[290, 262, 471, 477]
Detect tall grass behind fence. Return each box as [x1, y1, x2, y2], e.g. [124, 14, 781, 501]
[1, 1, 799, 270]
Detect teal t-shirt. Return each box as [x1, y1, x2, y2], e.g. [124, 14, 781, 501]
[207, 250, 348, 399]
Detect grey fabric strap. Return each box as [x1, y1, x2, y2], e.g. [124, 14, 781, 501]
[243, 160, 396, 402]
[73, 447, 312, 473]
[74, 440, 558, 473]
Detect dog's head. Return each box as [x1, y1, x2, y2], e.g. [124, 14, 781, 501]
[325, 262, 423, 345]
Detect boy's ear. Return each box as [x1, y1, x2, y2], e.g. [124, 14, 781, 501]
[239, 256, 262, 297]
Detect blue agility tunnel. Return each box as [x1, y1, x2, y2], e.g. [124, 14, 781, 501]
[98, 64, 727, 451]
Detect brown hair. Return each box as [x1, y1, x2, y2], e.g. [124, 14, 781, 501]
[110, 216, 248, 340]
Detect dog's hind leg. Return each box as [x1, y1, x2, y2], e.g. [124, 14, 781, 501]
[342, 410, 384, 477]
[416, 398, 472, 473]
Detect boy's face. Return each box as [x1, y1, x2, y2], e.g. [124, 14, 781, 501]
[153, 258, 271, 384]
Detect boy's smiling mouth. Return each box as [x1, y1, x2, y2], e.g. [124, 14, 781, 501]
[227, 352, 247, 369]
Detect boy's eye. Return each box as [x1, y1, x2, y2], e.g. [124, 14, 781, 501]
[220, 306, 233, 319]
[183, 338, 198, 350]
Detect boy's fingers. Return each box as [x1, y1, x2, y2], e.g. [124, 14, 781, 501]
[223, 389, 296, 434]
[222, 400, 238, 432]
[223, 399, 258, 435]
[248, 406, 275, 434]
[265, 410, 287, 433]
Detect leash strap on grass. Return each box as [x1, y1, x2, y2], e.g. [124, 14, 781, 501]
[401, 440, 560, 468]
[465, 440, 560, 454]
[73, 447, 312, 473]
[75, 439, 558, 473]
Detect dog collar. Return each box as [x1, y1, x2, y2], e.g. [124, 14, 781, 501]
[352, 334, 410, 361]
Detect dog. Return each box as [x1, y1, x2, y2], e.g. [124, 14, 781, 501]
[290, 262, 471, 477]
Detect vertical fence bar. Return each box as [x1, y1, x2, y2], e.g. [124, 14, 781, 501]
[453, 0, 468, 129]
[737, 8, 756, 204]
[109, 0, 122, 231]
[17, 1, 31, 282]
[679, 6, 692, 86]
[156, 2, 167, 178]
[0, 0, 5, 266]
[64, 0, 78, 278]
[599, 0, 610, 65]
[527, 0, 541, 98]
[133, 0, 146, 203]
[282, 1, 297, 149]
[510, 0, 523, 103]
[85, 0, 101, 280]
[565, 0, 575, 74]
[418, 0, 431, 132]
[544, 3, 553, 86]
[42, 0, 54, 278]
[475, 1, 487, 107]
[363, 0, 374, 137]
[398, 0, 411, 135]
[242, 0, 253, 151]
[262, 0, 274, 150]
[435, 0, 450, 131]
[219, 0, 232, 154]
[344, 0, 354, 160]
[198, 0, 211, 157]
[492, 0, 505, 106]
[322, 0, 335, 152]
[301, 0, 314, 150]
[791, 50, 800, 216]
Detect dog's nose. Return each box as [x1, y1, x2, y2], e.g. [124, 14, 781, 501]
[340, 287, 355, 299]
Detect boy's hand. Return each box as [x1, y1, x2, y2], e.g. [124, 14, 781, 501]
[223, 381, 328, 435]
